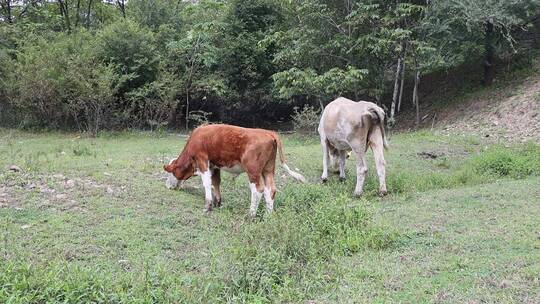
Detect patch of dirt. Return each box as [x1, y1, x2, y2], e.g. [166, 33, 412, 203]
[398, 74, 540, 143]
[1, 170, 125, 211]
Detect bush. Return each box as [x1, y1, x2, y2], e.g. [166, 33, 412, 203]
[291, 105, 320, 134]
[123, 70, 180, 130]
[96, 19, 159, 95]
[10, 31, 119, 134]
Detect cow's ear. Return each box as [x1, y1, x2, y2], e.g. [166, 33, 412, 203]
[164, 164, 173, 172]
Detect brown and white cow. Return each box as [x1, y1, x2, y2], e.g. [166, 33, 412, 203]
[164, 124, 306, 216]
[318, 97, 388, 196]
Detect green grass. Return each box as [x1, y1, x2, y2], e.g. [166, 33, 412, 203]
[0, 129, 539, 303]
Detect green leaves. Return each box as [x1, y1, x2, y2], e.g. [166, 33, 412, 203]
[273, 66, 368, 100]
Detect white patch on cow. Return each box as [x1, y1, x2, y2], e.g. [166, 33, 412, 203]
[199, 168, 213, 211]
[282, 163, 306, 183]
[249, 183, 262, 217]
[165, 174, 179, 189]
[165, 158, 179, 189]
[263, 186, 274, 213]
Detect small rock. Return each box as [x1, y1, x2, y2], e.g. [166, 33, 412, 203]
[21, 224, 31, 230]
[64, 180, 75, 189]
[118, 259, 129, 264]
[499, 280, 511, 289]
[8, 165, 21, 172]
[53, 174, 65, 180]
[26, 183, 36, 190]
[55, 193, 68, 200]
[104, 172, 112, 176]
[106, 186, 114, 194]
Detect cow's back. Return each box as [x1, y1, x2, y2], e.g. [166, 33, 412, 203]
[189, 124, 276, 167]
[319, 97, 382, 148]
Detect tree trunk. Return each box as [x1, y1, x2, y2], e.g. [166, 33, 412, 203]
[85, 0, 93, 28]
[116, 0, 126, 18]
[185, 90, 190, 131]
[483, 18, 495, 86]
[397, 56, 406, 112]
[1, 0, 13, 23]
[58, 0, 71, 33]
[413, 64, 421, 127]
[389, 58, 402, 123]
[75, 0, 81, 27]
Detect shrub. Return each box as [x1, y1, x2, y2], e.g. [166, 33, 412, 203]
[291, 105, 320, 134]
[9, 31, 119, 133]
[472, 144, 540, 179]
[96, 19, 159, 95]
[123, 70, 180, 130]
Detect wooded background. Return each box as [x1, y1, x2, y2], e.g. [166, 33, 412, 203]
[1, 0, 539, 134]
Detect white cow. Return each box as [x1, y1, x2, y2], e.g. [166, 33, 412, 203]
[318, 97, 388, 196]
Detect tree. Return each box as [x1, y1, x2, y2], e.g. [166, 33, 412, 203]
[424, 0, 539, 86]
[270, 0, 421, 115]
[96, 19, 159, 95]
[167, 0, 228, 129]
[0, 0, 13, 23]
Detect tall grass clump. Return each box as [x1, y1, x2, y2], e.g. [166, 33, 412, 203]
[471, 143, 540, 179]
[381, 143, 540, 196]
[214, 184, 397, 302]
[0, 260, 193, 303]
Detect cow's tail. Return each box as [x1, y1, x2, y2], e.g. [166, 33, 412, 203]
[274, 135, 307, 183]
[368, 106, 389, 150]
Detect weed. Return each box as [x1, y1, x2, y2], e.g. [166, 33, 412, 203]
[72, 144, 95, 157]
[291, 105, 321, 135]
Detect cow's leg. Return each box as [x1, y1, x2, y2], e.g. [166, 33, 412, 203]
[329, 150, 339, 174]
[211, 168, 222, 207]
[263, 172, 276, 214]
[200, 169, 213, 212]
[351, 149, 368, 197]
[349, 128, 369, 197]
[369, 127, 387, 196]
[320, 136, 330, 182]
[338, 150, 347, 182]
[248, 173, 264, 217]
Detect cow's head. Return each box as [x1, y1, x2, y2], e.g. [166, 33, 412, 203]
[163, 155, 196, 182]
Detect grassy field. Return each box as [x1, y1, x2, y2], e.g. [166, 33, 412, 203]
[0, 128, 539, 303]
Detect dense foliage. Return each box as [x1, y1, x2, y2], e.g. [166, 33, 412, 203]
[0, 0, 538, 132]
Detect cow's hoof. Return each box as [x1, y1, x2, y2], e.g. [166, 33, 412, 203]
[204, 200, 213, 214]
[378, 190, 388, 197]
[353, 191, 363, 197]
[321, 178, 328, 183]
[213, 199, 222, 208]
[339, 177, 346, 183]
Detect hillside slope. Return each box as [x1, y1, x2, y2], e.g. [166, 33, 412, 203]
[397, 60, 540, 143]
